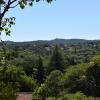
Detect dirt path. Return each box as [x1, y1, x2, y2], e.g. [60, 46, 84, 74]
[17, 92, 32, 100]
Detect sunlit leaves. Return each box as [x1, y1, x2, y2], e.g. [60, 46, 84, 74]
[1, 17, 16, 36]
[36, 0, 54, 3]
[19, 0, 25, 9]
[19, 0, 54, 9]
[19, 0, 33, 9]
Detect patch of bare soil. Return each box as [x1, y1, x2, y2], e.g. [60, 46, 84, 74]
[17, 92, 32, 100]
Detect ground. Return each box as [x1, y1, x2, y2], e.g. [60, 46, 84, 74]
[17, 92, 32, 100]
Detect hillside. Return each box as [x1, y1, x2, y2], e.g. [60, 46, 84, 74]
[1, 39, 100, 99]
[5, 38, 100, 49]
[5, 38, 100, 53]
[3, 39, 100, 64]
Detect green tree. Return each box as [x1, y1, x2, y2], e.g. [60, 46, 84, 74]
[0, 64, 36, 92]
[34, 56, 45, 84]
[11, 51, 37, 76]
[0, 65, 20, 100]
[65, 55, 78, 66]
[86, 55, 100, 97]
[63, 63, 90, 95]
[47, 45, 65, 74]
[34, 70, 63, 99]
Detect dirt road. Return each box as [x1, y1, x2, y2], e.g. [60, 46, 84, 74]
[17, 92, 32, 100]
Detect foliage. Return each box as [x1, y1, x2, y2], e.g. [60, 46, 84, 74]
[0, 0, 54, 99]
[65, 55, 79, 66]
[0, 65, 23, 89]
[46, 97, 56, 100]
[11, 51, 37, 76]
[1, 40, 100, 99]
[19, 75, 36, 92]
[57, 92, 100, 100]
[0, 65, 20, 100]
[47, 45, 65, 74]
[0, 64, 36, 92]
[33, 56, 45, 84]
[63, 63, 90, 94]
[86, 56, 100, 96]
[62, 55, 100, 97]
[5, 39, 100, 64]
[0, 82, 17, 100]
[33, 70, 63, 99]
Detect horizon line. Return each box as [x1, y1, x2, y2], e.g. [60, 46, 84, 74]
[5, 38, 100, 42]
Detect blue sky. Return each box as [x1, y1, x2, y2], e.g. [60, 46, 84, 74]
[1, 0, 100, 41]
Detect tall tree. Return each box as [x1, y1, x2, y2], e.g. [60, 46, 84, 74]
[48, 45, 65, 74]
[35, 56, 45, 84]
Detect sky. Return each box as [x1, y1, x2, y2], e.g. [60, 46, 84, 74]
[1, 0, 100, 41]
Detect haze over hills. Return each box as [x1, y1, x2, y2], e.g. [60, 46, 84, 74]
[4, 39, 100, 55]
[5, 38, 100, 44]
[5, 38, 100, 49]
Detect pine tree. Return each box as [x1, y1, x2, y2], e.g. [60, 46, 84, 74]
[48, 45, 65, 74]
[36, 56, 45, 84]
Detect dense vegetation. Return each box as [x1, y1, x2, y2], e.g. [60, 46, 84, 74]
[0, 39, 100, 99]
[6, 39, 100, 63]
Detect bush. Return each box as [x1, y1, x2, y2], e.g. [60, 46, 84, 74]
[20, 75, 36, 92]
[57, 92, 100, 100]
[63, 63, 90, 94]
[0, 82, 17, 100]
[86, 56, 100, 96]
[0, 64, 36, 92]
[33, 70, 63, 99]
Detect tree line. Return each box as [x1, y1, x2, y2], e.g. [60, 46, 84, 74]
[0, 45, 100, 99]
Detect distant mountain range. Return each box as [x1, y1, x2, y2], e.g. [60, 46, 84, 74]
[2, 38, 100, 63]
[3, 38, 99, 53]
[5, 38, 100, 44]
